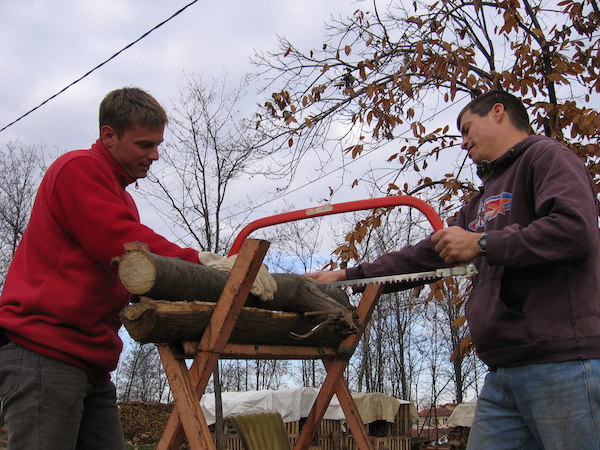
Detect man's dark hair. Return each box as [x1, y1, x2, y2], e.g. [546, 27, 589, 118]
[457, 89, 530, 132]
[99, 87, 168, 138]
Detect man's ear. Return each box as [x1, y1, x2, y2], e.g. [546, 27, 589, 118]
[492, 103, 505, 122]
[100, 125, 117, 148]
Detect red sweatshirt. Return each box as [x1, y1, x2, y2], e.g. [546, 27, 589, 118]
[0, 139, 200, 384]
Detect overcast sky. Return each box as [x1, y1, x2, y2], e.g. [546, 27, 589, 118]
[0, 1, 363, 144]
[0, 0, 396, 242]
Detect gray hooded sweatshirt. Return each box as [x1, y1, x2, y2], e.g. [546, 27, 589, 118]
[347, 135, 600, 369]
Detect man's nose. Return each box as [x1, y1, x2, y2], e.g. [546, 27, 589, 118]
[461, 137, 469, 150]
[149, 146, 160, 161]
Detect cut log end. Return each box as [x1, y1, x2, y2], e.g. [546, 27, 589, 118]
[118, 251, 157, 295]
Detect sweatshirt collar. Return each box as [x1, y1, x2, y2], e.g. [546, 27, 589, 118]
[476, 135, 545, 182]
[91, 139, 136, 187]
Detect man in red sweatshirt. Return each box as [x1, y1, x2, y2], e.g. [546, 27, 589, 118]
[307, 90, 600, 449]
[0, 87, 274, 449]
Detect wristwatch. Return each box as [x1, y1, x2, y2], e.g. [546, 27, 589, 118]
[478, 232, 488, 255]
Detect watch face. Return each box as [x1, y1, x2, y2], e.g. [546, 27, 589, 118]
[478, 233, 487, 253]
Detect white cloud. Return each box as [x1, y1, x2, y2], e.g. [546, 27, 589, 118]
[0, 0, 372, 241]
[0, 1, 361, 145]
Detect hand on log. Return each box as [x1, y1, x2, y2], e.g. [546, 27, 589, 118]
[198, 251, 277, 302]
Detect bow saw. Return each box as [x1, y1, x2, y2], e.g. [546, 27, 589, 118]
[228, 196, 477, 288]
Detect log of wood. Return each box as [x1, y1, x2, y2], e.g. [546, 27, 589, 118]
[120, 300, 358, 346]
[116, 250, 351, 313]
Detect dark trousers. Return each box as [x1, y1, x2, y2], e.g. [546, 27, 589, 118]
[0, 341, 126, 450]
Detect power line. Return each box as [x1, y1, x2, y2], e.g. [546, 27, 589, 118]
[0, 0, 199, 134]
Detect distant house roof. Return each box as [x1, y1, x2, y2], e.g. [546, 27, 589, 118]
[418, 404, 456, 418]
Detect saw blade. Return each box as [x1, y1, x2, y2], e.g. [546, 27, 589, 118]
[324, 263, 477, 288]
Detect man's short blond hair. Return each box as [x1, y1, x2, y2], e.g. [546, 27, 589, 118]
[99, 87, 168, 138]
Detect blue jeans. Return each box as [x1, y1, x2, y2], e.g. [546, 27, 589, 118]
[0, 341, 125, 450]
[467, 359, 600, 450]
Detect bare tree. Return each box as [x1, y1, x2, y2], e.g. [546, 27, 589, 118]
[252, 0, 599, 202]
[340, 192, 437, 399]
[246, 1, 599, 402]
[141, 73, 266, 253]
[122, 75, 291, 444]
[0, 141, 45, 287]
[116, 342, 169, 403]
[252, 205, 335, 389]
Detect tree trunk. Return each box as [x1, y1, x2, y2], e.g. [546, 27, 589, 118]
[213, 365, 224, 450]
[120, 300, 358, 347]
[116, 249, 351, 312]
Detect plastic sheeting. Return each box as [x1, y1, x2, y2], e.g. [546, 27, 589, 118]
[200, 387, 418, 425]
[447, 400, 477, 428]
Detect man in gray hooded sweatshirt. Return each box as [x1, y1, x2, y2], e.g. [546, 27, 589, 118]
[307, 90, 600, 449]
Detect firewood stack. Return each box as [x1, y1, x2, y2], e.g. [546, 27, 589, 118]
[447, 426, 470, 450]
[118, 402, 174, 446]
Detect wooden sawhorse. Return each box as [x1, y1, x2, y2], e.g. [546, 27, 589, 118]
[150, 238, 384, 450]
[140, 195, 444, 449]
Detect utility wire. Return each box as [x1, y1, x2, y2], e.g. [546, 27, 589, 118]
[0, 0, 200, 134]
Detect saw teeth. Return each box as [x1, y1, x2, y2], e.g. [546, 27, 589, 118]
[327, 264, 476, 288]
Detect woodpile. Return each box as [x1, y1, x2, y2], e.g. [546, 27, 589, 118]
[118, 402, 174, 446]
[447, 426, 470, 449]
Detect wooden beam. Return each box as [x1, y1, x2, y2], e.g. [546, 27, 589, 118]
[219, 343, 338, 360]
[157, 344, 215, 450]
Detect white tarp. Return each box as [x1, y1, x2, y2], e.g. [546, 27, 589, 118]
[200, 387, 418, 425]
[447, 400, 477, 428]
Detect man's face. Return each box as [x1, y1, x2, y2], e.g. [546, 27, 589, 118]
[458, 108, 499, 164]
[103, 125, 164, 179]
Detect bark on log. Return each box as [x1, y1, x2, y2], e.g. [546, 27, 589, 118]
[117, 250, 351, 313]
[120, 300, 357, 346]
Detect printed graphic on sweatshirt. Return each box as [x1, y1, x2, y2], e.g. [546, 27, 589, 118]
[469, 192, 512, 231]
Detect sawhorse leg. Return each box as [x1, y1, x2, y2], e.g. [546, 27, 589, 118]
[157, 344, 213, 449]
[293, 283, 384, 450]
[157, 239, 270, 450]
